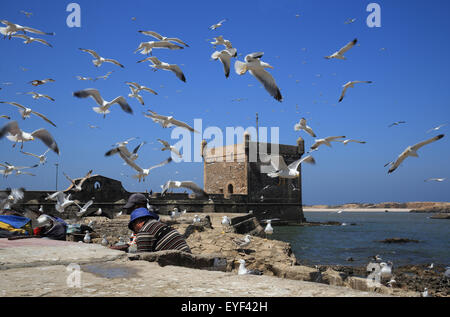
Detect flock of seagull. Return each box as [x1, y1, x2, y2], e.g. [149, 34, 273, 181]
[0, 10, 448, 218]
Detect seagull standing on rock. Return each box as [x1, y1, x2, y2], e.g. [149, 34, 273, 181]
[237, 259, 263, 275]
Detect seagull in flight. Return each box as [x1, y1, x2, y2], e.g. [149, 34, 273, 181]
[210, 36, 234, 50]
[105, 139, 146, 164]
[310, 136, 346, 151]
[426, 124, 447, 133]
[262, 154, 316, 180]
[0, 102, 56, 126]
[134, 40, 184, 55]
[64, 170, 93, 192]
[73, 199, 94, 217]
[0, 162, 38, 178]
[22, 91, 55, 101]
[0, 188, 24, 209]
[424, 177, 446, 182]
[127, 86, 145, 105]
[325, 38, 358, 60]
[20, 10, 33, 18]
[0, 20, 54, 39]
[138, 30, 189, 47]
[161, 180, 207, 197]
[73, 88, 133, 118]
[54, 192, 77, 213]
[344, 18, 357, 24]
[157, 139, 182, 158]
[210, 19, 227, 30]
[387, 134, 445, 173]
[338, 139, 367, 145]
[144, 109, 199, 133]
[76, 76, 94, 82]
[125, 82, 157, 95]
[339, 81, 372, 102]
[11, 34, 52, 47]
[235, 52, 282, 102]
[95, 71, 114, 81]
[388, 121, 406, 128]
[20, 148, 50, 165]
[0, 120, 59, 153]
[211, 49, 234, 78]
[137, 56, 186, 82]
[79, 48, 124, 68]
[29, 78, 55, 86]
[121, 156, 172, 182]
[294, 118, 316, 137]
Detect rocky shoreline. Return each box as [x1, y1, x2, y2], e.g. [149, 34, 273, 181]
[72, 213, 448, 297]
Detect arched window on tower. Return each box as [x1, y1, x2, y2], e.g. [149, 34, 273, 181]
[228, 184, 234, 195]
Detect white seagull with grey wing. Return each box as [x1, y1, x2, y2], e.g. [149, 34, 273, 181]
[261, 154, 316, 179]
[387, 134, 445, 174]
[137, 56, 186, 82]
[121, 156, 173, 183]
[73, 88, 133, 118]
[0, 162, 38, 178]
[138, 30, 189, 47]
[161, 180, 207, 197]
[0, 101, 56, 127]
[125, 82, 158, 95]
[134, 40, 184, 56]
[11, 34, 52, 47]
[144, 109, 199, 133]
[339, 81, 372, 102]
[210, 19, 227, 30]
[325, 38, 357, 60]
[211, 49, 234, 78]
[63, 170, 93, 192]
[0, 120, 59, 153]
[294, 118, 316, 137]
[310, 136, 346, 151]
[0, 20, 54, 39]
[20, 148, 50, 165]
[235, 52, 282, 102]
[23, 91, 55, 101]
[157, 139, 182, 158]
[79, 48, 124, 68]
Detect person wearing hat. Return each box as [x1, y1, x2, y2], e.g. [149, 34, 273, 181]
[123, 193, 159, 220]
[127, 208, 191, 253]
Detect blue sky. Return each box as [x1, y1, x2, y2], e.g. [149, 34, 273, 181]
[0, 0, 449, 205]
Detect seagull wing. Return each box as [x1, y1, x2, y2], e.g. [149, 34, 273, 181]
[339, 85, 350, 102]
[304, 125, 316, 137]
[388, 150, 409, 174]
[31, 128, 59, 154]
[157, 139, 170, 148]
[30, 110, 57, 127]
[0, 120, 21, 138]
[132, 141, 146, 154]
[121, 153, 143, 173]
[73, 88, 104, 106]
[79, 48, 100, 59]
[180, 181, 207, 195]
[338, 38, 357, 55]
[20, 151, 40, 159]
[22, 26, 53, 36]
[125, 82, 140, 89]
[287, 155, 316, 171]
[78, 169, 93, 186]
[0, 101, 26, 111]
[218, 51, 232, 78]
[168, 64, 186, 82]
[110, 96, 133, 114]
[63, 172, 76, 185]
[166, 37, 189, 47]
[148, 157, 173, 171]
[33, 38, 52, 47]
[104, 58, 124, 68]
[140, 87, 158, 95]
[245, 52, 264, 62]
[411, 134, 444, 151]
[249, 68, 282, 102]
[325, 136, 346, 142]
[168, 117, 197, 133]
[138, 30, 164, 40]
[261, 154, 288, 171]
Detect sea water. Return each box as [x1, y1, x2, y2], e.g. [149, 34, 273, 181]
[272, 212, 449, 267]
